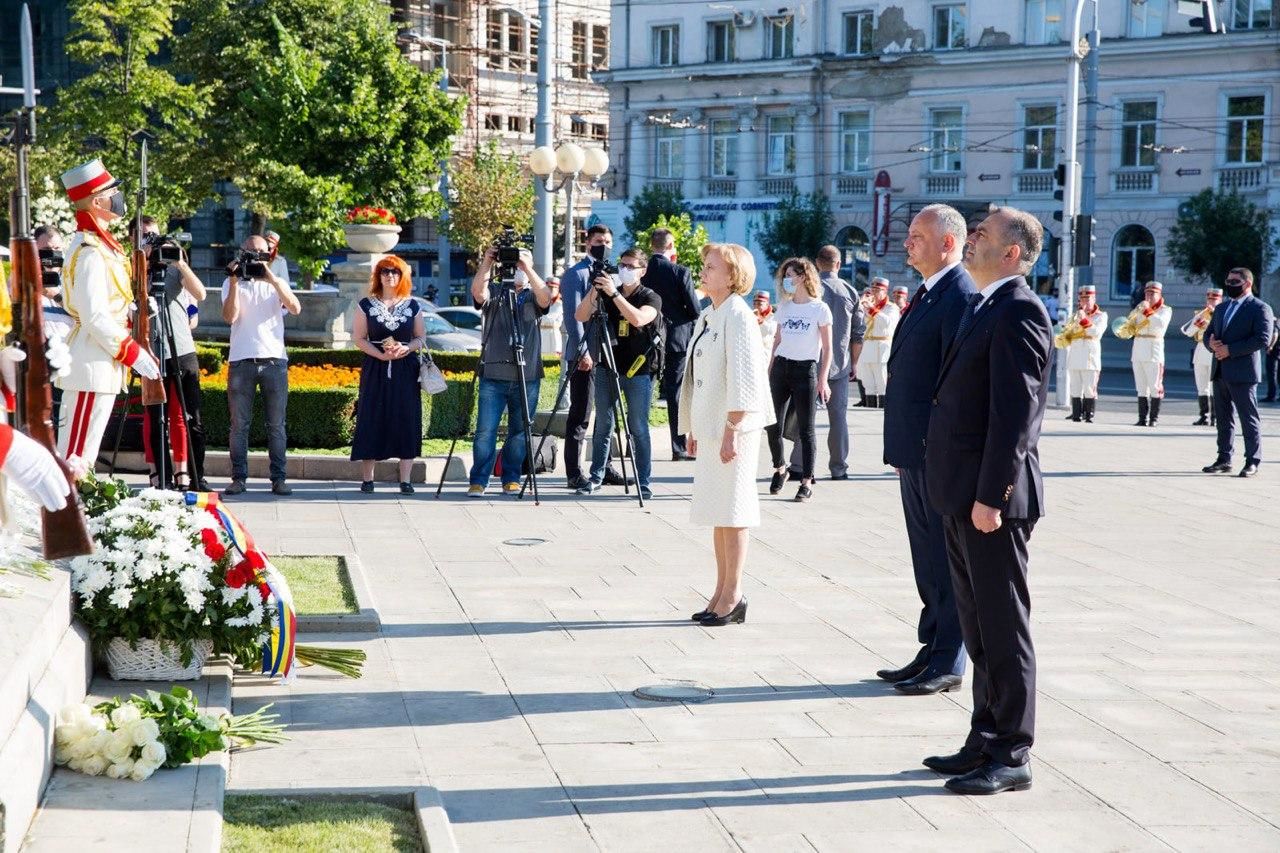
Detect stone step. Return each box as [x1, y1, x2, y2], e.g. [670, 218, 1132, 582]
[104, 450, 469, 484]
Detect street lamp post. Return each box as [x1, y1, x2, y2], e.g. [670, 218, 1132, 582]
[1056, 0, 1091, 408]
[527, 143, 609, 273]
[399, 30, 452, 301]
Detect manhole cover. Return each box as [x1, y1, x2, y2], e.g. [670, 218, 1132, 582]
[502, 537, 547, 546]
[633, 682, 714, 703]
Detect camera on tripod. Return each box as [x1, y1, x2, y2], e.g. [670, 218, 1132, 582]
[589, 245, 619, 281]
[226, 248, 271, 280]
[143, 231, 190, 270]
[492, 225, 533, 279]
[38, 247, 62, 290]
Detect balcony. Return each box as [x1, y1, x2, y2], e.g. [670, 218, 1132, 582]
[833, 175, 869, 196]
[650, 179, 683, 194]
[706, 178, 737, 198]
[761, 176, 796, 196]
[1016, 172, 1055, 195]
[1112, 169, 1156, 193]
[1217, 165, 1267, 192]
[923, 174, 963, 196]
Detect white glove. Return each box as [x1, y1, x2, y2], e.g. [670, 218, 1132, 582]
[132, 351, 161, 381]
[2, 427, 69, 511]
[45, 328, 71, 379]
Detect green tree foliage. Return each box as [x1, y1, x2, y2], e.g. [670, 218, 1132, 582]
[47, 0, 211, 224]
[1168, 189, 1274, 293]
[176, 0, 464, 275]
[635, 213, 710, 279]
[757, 192, 835, 272]
[446, 141, 534, 255]
[623, 182, 690, 243]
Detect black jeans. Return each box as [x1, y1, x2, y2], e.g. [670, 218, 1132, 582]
[564, 365, 595, 481]
[765, 357, 818, 479]
[1265, 347, 1279, 400]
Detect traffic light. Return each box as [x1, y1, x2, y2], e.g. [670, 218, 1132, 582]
[1072, 214, 1096, 268]
[1047, 235, 1062, 274]
[1182, 1, 1224, 33]
[1053, 163, 1066, 202]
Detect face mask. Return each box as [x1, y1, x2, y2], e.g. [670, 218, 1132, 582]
[588, 244, 608, 261]
[108, 192, 127, 218]
[1224, 282, 1245, 299]
[618, 267, 638, 285]
[781, 277, 798, 295]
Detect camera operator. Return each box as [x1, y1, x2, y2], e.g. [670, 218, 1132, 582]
[128, 216, 209, 490]
[466, 245, 551, 497]
[221, 234, 302, 496]
[574, 248, 662, 500]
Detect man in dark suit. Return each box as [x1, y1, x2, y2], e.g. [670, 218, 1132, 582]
[922, 207, 1052, 796]
[639, 228, 702, 460]
[880, 204, 975, 696]
[1201, 267, 1274, 478]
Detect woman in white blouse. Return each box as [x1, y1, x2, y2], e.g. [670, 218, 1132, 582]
[678, 243, 773, 627]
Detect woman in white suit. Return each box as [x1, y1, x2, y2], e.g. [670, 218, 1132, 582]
[678, 243, 774, 627]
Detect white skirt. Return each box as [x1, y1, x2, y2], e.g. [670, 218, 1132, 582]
[689, 430, 763, 528]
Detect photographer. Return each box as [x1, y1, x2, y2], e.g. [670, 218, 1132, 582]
[34, 226, 72, 434]
[574, 248, 662, 500]
[466, 244, 551, 497]
[221, 234, 302, 496]
[129, 216, 209, 490]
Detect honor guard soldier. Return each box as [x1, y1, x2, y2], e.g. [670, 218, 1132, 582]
[1182, 287, 1222, 426]
[891, 284, 909, 311]
[856, 277, 900, 408]
[56, 159, 160, 465]
[1056, 284, 1107, 422]
[1115, 280, 1172, 427]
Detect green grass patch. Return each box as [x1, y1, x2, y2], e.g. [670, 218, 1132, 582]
[272, 556, 358, 616]
[222, 795, 420, 853]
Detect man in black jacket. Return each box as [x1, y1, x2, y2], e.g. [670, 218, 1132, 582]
[640, 228, 702, 460]
[922, 207, 1052, 796]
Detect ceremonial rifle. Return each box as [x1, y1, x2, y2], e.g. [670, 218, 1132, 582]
[8, 4, 92, 559]
[131, 134, 165, 407]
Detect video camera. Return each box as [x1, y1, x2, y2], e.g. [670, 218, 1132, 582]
[588, 244, 618, 280]
[493, 225, 533, 279]
[37, 248, 62, 290]
[143, 231, 190, 269]
[226, 248, 271, 280]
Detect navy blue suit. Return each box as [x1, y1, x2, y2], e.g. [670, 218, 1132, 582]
[1202, 294, 1274, 465]
[882, 263, 975, 678]
[925, 276, 1052, 768]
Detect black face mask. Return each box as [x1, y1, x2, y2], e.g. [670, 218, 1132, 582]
[1224, 282, 1245, 299]
[108, 192, 127, 218]
[588, 244, 607, 261]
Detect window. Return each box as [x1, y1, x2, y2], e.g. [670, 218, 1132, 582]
[934, 5, 967, 49]
[929, 108, 964, 172]
[652, 25, 679, 66]
[570, 118, 588, 137]
[765, 16, 795, 59]
[707, 20, 735, 62]
[766, 115, 796, 175]
[571, 21, 589, 79]
[592, 24, 609, 70]
[843, 11, 874, 55]
[1022, 105, 1057, 170]
[507, 16, 526, 71]
[1225, 95, 1265, 164]
[710, 118, 739, 177]
[655, 125, 683, 179]
[484, 114, 502, 131]
[1127, 0, 1166, 37]
[835, 226, 871, 286]
[840, 111, 872, 173]
[1025, 0, 1064, 45]
[486, 10, 503, 55]
[1112, 225, 1155, 301]
[1233, 0, 1273, 29]
[591, 123, 607, 142]
[530, 25, 539, 74]
[1120, 100, 1157, 168]
[507, 116, 528, 134]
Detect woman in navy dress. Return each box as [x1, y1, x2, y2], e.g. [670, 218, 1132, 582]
[351, 255, 426, 494]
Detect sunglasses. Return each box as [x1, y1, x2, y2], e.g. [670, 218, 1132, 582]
[379, 269, 403, 278]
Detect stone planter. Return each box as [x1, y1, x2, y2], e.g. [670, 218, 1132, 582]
[343, 223, 401, 254]
[104, 638, 213, 681]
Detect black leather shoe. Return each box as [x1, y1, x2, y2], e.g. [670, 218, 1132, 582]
[672, 451, 695, 461]
[1202, 460, 1232, 473]
[700, 598, 747, 626]
[769, 470, 786, 495]
[223, 480, 246, 495]
[830, 473, 849, 481]
[690, 608, 711, 621]
[602, 468, 632, 487]
[1239, 462, 1259, 478]
[895, 673, 962, 695]
[945, 760, 1032, 795]
[923, 748, 986, 775]
[876, 655, 928, 683]
[271, 480, 293, 496]
[566, 475, 590, 490]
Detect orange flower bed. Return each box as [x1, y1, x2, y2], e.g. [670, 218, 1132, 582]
[202, 363, 362, 389]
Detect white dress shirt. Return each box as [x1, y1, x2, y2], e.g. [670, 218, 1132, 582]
[922, 261, 961, 293]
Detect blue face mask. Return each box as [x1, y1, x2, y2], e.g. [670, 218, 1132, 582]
[781, 277, 797, 295]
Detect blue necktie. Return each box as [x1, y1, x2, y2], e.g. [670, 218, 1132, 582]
[1222, 300, 1239, 329]
[954, 293, 984, 343]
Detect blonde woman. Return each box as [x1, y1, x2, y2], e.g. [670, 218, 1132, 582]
[679, 243, 774, 627]
[766, 258, 832, 502]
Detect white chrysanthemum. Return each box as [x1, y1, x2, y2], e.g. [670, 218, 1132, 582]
[108, 586, 133, 609]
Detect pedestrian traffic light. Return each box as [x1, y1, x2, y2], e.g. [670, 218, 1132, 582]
[1053, 163, 1066, 202]
[1072, 214, 1096, 268]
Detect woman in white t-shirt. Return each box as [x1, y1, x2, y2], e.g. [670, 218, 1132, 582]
[766, 258, 832, 502]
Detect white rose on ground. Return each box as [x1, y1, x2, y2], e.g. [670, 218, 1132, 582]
[110, 704, 142, 727]
[104, 729, 134, 763]
[53, 744, 72, 765]
[89, 730, 113, 756]
[129, 759, 159, 782]
[127, 717, 161, 747]
[58, 703, 92, 727]
[139, 740, 166, 765]
[105, 759, 135, 779]
[67, 757, 85, 772]
[81, 754, 108, 776]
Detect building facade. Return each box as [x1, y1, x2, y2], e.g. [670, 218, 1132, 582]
[594, 0, 1278, 310]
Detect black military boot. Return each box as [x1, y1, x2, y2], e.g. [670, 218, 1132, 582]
[1148, 397, 1161, 426]
[1083, 397, 1096, 423]
[1135, 397, 1149, 426]
[1067, 397, 1083, 422]
[1193, 396, 1210, 426]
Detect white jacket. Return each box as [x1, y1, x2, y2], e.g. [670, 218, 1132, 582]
[1129, 303, 1172, 364]
[1065, 307, 1107, 371]
[678, 294, 775, 441]
[56, 232, 133, 394]
[858, 302, 900, 367]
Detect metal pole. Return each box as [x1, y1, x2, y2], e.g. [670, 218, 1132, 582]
[534, 0, 554, 277]
[1056, 0, 1088, 408]
[436, 45, 451, 302]
[561, 176, 577, 274]
[1078, 0, 1099, 289]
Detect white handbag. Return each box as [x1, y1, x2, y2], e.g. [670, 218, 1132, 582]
[418, 352, 447, 394]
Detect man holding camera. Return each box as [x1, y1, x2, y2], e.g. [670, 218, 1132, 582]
[639, 228, 700, 461]
[574, 248, 662, 499]
[221, 234, 301, 496]
[468, 245, 552, 496]
[56, 159, 161, 467]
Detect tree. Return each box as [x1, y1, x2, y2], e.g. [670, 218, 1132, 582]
[1168, 189, 1274, 293]
[46, 0, 211, 226]
[757, 192, 835, 271]
[624, 182, 690, 242]
[635, 213, 710, 279]
[176, 0, 464, 279]
[446, 141, 535, 256]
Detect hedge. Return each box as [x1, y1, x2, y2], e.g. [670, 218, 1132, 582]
[195, 340, 559, 374]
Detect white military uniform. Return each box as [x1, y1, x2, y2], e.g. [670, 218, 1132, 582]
[540, 300, 564, 356]
[1066, 306, 1108, 399]
[1129, 302, 1172, 397]
[856, 299, 900, 395]
[1185, 308, 1216, 397]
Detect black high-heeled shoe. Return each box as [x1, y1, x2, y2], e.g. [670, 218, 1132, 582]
[699, 598, 747, 627]
[690, 608, 711, 621]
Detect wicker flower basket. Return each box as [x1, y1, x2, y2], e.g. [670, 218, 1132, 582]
[105, 638, 213, 681]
